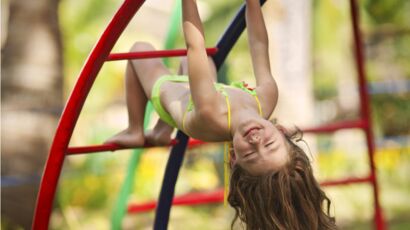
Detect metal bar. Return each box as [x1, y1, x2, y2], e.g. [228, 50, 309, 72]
[153, 131, 189, 230]
[112, 1, 184, 225]
[128, 189, 223, 213]
[66, 139, 205, 155]
[111, 102, 153, 230]
[107, 47, 218, 61]
[213, 0, 267, 69]
[128, 174, 372, 214]
[302, 119, 367, 134]
[67, 143, 127, 154]
[32, 1, 146, 229]
[320, 175, 372, 187]
[349, 0, 386, 229]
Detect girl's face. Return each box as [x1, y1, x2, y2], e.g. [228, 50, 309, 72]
[232, 119, 290, 176]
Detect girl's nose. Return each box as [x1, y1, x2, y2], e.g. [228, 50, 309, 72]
[248, 132, 261, 144]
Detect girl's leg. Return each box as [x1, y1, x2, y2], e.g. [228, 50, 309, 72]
[106, 42, 217, 147]
[106, 42, 171, 147]
[104, 61, 148, 147]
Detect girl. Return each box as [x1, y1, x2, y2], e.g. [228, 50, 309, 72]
[106, 0, 336, 229]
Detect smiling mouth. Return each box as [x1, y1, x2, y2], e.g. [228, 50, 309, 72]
[244, 127, 260, 137]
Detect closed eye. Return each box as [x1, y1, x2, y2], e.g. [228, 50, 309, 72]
[245, 151, 255, 157]
[265, 141, 274, 148]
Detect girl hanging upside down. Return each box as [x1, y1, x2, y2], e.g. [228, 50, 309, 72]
[106, 0, 337, 229]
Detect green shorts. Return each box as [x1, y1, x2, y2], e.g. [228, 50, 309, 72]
[150, 75, 189, 128]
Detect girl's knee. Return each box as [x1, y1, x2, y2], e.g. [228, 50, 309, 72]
[130, 42, 155, 52]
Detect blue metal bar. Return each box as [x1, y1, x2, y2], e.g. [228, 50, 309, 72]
[153, 131, 189, 230]
[213, 0, 267, 69]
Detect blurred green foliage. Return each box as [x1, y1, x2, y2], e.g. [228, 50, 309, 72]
[313, 0, 409, 136]
[364, 0, 409, 25]
[372, 95, 410, 136]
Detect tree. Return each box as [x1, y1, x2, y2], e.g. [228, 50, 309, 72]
[1, 0, 62, 228]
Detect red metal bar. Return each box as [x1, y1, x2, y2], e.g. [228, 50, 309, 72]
[66, 138, 206, 155]
[67, 143, 127, 154]
[128, 189, 224, 213]
[303, 119, 367, 134]
[349, 0, 386, 229]
[127, 175, 373, 214]
[107, 47, 218, 61]
[32, 1, 146, 229]
[320, 175, 372, 187]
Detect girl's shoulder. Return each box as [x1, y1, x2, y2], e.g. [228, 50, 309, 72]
[255, 83, 278, 119]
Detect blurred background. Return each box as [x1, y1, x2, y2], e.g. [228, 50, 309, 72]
[1, 0, 409, 229]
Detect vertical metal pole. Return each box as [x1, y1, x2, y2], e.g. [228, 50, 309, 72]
[349, 0, 386, 229]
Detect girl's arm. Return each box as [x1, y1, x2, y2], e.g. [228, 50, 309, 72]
[182, 0, 219, 115]
[246, 0, 278, 108]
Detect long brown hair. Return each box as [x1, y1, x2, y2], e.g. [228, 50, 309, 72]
[228, 130, 337, 230]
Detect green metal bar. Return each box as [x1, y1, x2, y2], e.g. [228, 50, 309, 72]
[111, 103, 153, 230]
[111, 1, 182, 229]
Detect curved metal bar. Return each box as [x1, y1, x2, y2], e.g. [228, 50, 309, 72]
[153, 1, 267, 229]
[32, 0, 146, 229]
[153, 131, 190, 230]
[213, 0, 267, 69]
[112, 3, 183, 227]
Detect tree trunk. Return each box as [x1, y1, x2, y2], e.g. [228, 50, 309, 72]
[1, 0, 62, 228]
[267, 0, 314, 127]
[264, 0, 317, 157]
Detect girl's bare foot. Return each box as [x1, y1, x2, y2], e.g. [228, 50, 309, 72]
[104, 128, 145, 148]
[145, 120, 174, 146]
[145, 129, 172, 146]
